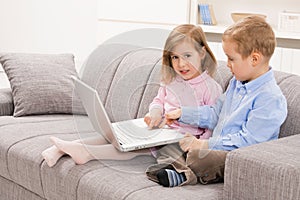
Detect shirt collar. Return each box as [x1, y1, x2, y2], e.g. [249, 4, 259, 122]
[236, 67, 274, 93]
[175, 71, 210, 85]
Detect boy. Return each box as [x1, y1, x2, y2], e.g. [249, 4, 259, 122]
[153, 16, 288, 186]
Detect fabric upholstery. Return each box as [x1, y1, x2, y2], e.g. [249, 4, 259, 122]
[0, 176, 43, 200]
[0, 44, 299, 200]
[0, 115, 92, 194]
[80, 44, 162, 122]
[0, 114, 224, 200]
[105, 48, 162, 122]
[0, 53, 85, 117]
[274, 72, 300, 138]
[80, 44, 139, 112]
[0, 88, 13, 116]
[224, 134, 300, 200]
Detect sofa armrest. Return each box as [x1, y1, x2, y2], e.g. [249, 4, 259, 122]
[223, 134, 300, 200]
[0, 88, 13, 116]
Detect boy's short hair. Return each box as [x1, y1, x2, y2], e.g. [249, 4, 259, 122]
[222, 16, 276, 60]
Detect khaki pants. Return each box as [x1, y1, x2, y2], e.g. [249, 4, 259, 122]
[146, 143, 228, 185]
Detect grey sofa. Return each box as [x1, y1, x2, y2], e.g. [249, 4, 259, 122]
[0, 44, 300, 200]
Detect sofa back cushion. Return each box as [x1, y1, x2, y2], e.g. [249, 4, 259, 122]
[274, 71, 300, 138]
[80, 44, 162, 122]
[80, 44, 233, 122]
[80, 44, 300, 138]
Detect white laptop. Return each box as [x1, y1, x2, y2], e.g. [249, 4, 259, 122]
[73, 77, 184, 152]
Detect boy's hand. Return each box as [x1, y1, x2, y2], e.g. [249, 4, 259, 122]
[165, 108, 182, 125]
[144, 108, 164, 129]
[179, 133, 208, 152]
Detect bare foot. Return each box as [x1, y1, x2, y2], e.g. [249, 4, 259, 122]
[50, 136, 94, 165]
[42, 145, 65, 167]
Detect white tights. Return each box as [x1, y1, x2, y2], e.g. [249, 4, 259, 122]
[41, 135, 151, 167]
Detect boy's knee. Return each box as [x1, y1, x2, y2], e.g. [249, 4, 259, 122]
[186, 149, 228, 184]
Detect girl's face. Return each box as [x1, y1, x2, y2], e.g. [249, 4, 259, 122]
[170, 41, 204, 80]
[222, 40, 257, 82]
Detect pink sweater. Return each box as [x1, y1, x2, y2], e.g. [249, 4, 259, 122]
[149, 71, 222, 139]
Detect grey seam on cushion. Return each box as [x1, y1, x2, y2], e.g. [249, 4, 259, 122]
[96, 58, 121, 107]
[5, 145, 13, 181]
[6, 129, 91, 182]
[39, 160, 46, 198]
[103, 50, 136, 107]
[74, 164, 110, 200]
[0, 118, 78, 129]
[135, 57, 162, 119]
[276, 74, 296, 85]
[39, 130, 94, 199]
[278, 75, 300, 138]
[123, 185, 160, 200]
[40, 130, 94, 137]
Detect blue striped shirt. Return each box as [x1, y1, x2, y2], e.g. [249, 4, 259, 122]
[179, 68, 287, 151]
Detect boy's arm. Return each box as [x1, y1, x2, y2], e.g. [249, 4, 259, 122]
[179, 94, 225, 130]
[209, 94, 287, 151]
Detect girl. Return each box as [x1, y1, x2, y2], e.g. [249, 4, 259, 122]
[41, 24, 222, 169]
[144, 24, 222, 138]
[144, 24, 222, 187]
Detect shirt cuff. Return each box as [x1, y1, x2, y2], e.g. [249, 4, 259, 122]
[208, 136, 220, 150]
[179, 107, 201, 127]
[208, 135, 237, 151]
[149, 104, 163, 113]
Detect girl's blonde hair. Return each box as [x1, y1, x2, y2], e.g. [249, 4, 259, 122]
[161, 24, 217, 84]
[222, 16, 276, 60]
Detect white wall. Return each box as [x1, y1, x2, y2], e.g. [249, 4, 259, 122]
[97, 0, 190, 44]
[0, 0, 98, 71]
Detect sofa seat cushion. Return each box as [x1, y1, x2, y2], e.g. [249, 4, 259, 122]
[0, 114, 224, 200]
[0, 114, 93, 197]
[41, 155, 223, 200]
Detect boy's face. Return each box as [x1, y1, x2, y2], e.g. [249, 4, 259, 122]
[222, 40, 257, 82]
[170, 41, 204, 80]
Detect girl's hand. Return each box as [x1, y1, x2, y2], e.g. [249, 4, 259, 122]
[144, 108, 164, 129]
[179, 133, 208, 152]
[165, 108, 182, 125]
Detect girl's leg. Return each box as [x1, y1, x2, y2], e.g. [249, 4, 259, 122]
[41, 145, 65, 167]
[42, 135, 108, 167]
[51, 136, 151, 165]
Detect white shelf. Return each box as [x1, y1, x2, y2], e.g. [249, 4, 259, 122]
[200, 24, 300, 39]
[198, 24, 300, 49]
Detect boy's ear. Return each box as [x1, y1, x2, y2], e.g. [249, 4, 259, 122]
[251, 52, 261, 66]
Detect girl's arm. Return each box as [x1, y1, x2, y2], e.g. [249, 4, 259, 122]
[148, 86, 166, 113]
[145, 85, 166, 128]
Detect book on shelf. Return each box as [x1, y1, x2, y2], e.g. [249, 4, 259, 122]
[198, 3, 217, 25]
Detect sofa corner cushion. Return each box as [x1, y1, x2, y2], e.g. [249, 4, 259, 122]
[0, 53, 85, 117]
[223, 135, 300, 200]
[0, 88, 13, 116]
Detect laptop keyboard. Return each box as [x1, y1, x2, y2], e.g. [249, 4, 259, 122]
[112, 119, 173, 145]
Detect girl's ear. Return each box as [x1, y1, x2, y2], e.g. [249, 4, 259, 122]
[200, 46, 206, 59]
